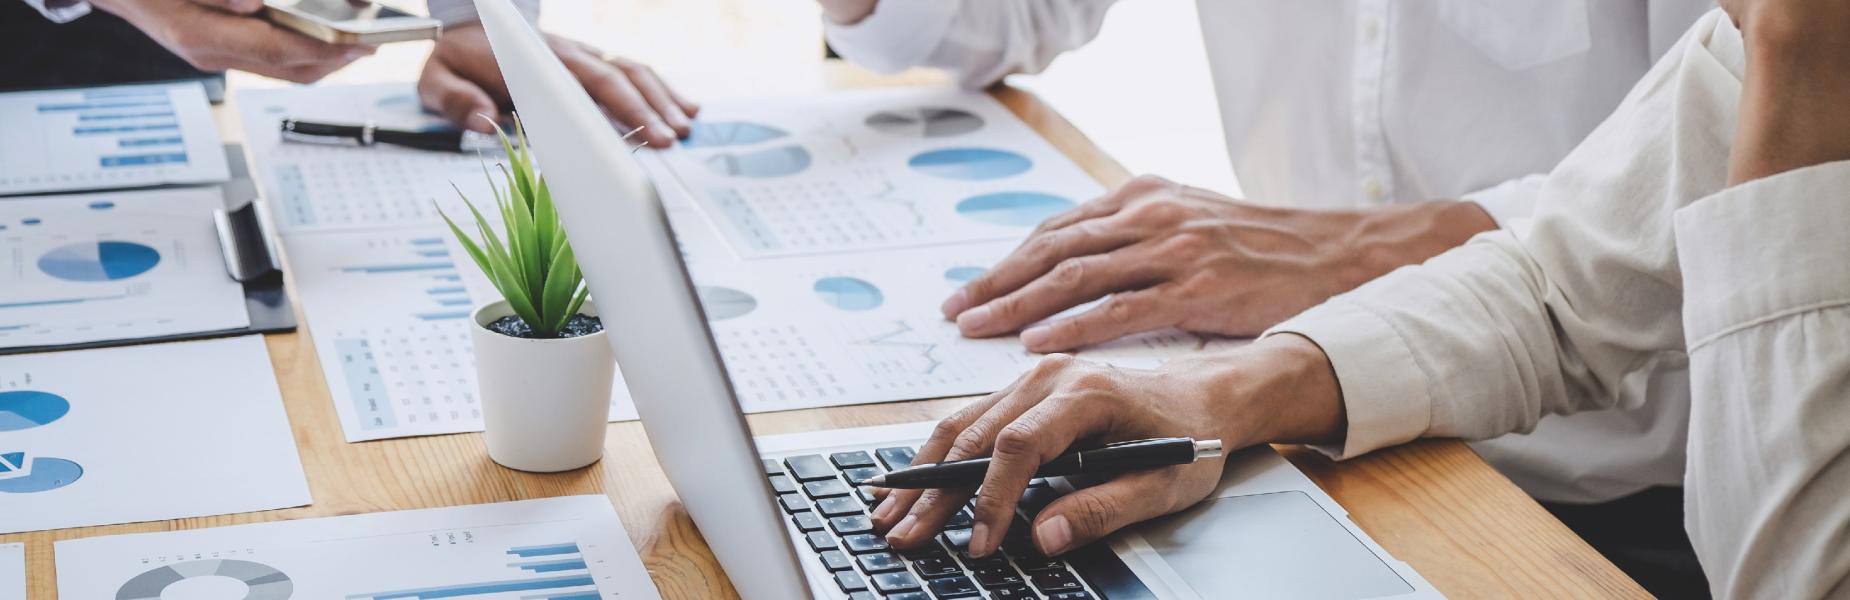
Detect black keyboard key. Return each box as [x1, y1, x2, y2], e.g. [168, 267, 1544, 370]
[856, 551, 905, 574]
[792, 511, 825, 532]
[842, 533, 890, 554]
[1031, 570, 1084, 593]
[943, 509, 973, 530]
[927, 575, 982, 598]
[1019, 486, 1061, 518]
[806, 531, 837, 552]
[911, 555, 960, 578]
[1048, 592, 1096, 600]
[835, 571, 869, 593]
[900, 540, 950, 560]
[769, 474, 797, 494]
[786, 455, 836, 482]
[819, 549, 853, 572]
[873, 571, 924, 594]
[963, 556, 1010, 574]
[876, 447, 917, 470]
[762, 458, 784, 476]
[940, 528, 973, 556]
[992, 586, 1039, 600]
[889, 593, 931, 600]
[805, 479, 852, 499]
[973, 565, 1026, 589]
[856, 487, 878, 504]
[1011, 555, 1067, 574]
[777, 493, 809, 514]
[849, 593, 876, 600]
[841, 466, 881, 485]
[831, 450, 877, 469]
[830, 515, 873, 535]
[816, 496, 863, 517]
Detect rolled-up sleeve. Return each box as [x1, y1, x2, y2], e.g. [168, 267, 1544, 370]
[825, 0, 1119, 89]
[1674, 161, 1850, 599]
[19, 0, 89, 22]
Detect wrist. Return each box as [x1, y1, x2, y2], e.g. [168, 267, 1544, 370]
[1338, 200, 1494, 288]
[1189, 334, 1346, 450]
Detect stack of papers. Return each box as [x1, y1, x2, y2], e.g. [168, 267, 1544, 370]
[0, 82, 228, 196]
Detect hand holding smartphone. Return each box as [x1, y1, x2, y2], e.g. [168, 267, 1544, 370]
[263, 0, 440, 45]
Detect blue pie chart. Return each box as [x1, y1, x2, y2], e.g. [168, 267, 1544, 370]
[955, 192, 1075, 227]
[908, 148, 1032, 180]
[0, 456, 84, 493]
[704, 145, 811, 178]
[814, 277, 884, 311]
[38, 241, 161, 282]
[0, 390, 68, 431]
[944, 266, 986, 284]
[682, 121, 789, 148]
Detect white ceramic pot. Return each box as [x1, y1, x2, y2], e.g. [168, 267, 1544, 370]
[470, 299, 614, 472]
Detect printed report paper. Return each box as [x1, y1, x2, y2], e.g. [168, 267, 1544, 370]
[0, 82, 229, 196]
[0, 543, 20, 600]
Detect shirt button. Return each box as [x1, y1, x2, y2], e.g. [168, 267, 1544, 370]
[1364, 179, 1385, 201]
[1362, 19, 1380, 43]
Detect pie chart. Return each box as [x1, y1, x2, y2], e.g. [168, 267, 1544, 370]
[908, 148, 1032, 181]
[0, 456, 83, 493]
[698, 285, 758, 321]
[38, 240, 161, 282]
[944, 266, 986, 284]
[0, 390, 69, 431]
[866, 108, 984, 138]
[955, 192, 1075, 227]
[116, 559, 295, 600]
[683, 121, 788, 148]
[814, 277, 884, 311]
[704, 145, 812, 178]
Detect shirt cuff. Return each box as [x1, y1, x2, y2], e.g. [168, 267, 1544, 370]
[433, 0, 539, 28]
[1675, 160, 1850, 347]
[1263, 300, 1433, 460]
[1461, 173, 1548, 232]
[823, 0, 958, 74]
[21, 0, 91, 22]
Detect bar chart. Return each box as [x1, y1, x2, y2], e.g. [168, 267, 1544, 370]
[0, 82, 228, 195]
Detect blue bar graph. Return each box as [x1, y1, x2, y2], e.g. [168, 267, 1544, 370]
[506, 543, 581, 558]
[0, 292, 130, 309]
[417, 249, 451, 258]
[415, 311, 471, 321]
[510, 559, 588, 573]
[100, 152, 188, 167]
[0, 324, 29, 332]
[81, 87, 168, 100]
[526, 594, 599, 600]
[429, 274, 463, 282]
[74, 123, 179, 135]
[80, 111, 175, 121]
[409, 238, 446, 246]
[435, 297, 472, 307]
[119, 136, 183, 148]
[357, 574, 595, 599]
[341, 263, 456, 274]
[427, 286, 467, 295]
[37, 100, 170, 111]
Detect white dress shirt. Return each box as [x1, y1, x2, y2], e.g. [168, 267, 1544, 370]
[826, 0, 1714, 503]
[1271, 11, 1850, 596]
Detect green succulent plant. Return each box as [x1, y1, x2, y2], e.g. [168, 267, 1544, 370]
[438, 117, 589, 338]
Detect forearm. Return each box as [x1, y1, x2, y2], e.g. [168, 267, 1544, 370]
[1729, 10, 1850, 185]
[818, 0, 875, 24]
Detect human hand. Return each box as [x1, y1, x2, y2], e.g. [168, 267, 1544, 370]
[942, 175, 1495, 352]
[869, 334, 1346, 558]
[90, 0, 374, 83]
[1719, 0, 1850, 185]
[418, 23, 698, 147]
[817, 0, 877, 24]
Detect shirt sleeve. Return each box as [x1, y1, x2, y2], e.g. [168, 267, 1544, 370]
[824, 0, 1120, 89]
[19, 0, 90, 23]
[1461, 173, 1547, 231]
[1673, 161, 1850, 599]
[428, 0, 539, 27]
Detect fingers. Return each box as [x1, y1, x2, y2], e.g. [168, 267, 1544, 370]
[613, 59, 694, 139]
[1020, 284, 1183, 353]
[419, 58, 500, 133]
[966, 395, 1108, 558]
[1033, 468, 1179, 556]
[956, 241, 1171, 341]
[207, 17, 372, 82]
[562, 53, 677, 148]
[871, 382, 1016, 533]
[1029, 174, 1172, 235]
[942, 214, 1147, 321]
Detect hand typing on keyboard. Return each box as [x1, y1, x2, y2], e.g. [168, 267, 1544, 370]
[867, 335, 1345, 562]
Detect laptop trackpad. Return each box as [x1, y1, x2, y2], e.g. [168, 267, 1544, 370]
[1140, 491, 1415, 599]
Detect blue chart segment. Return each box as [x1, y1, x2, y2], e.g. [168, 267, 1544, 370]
[115, 559, 294, 600]
[0, 390, 70, 431]
[814, 277, 884, 311]
[907, 148, 1032, 180]
[0, 456, 84, 493]
[37, 240, 162, 282]
[954, 192, 1075, 227]
[351, 542, 600, 599]
[943, 266, 986, 284]
[703, 145, 811, 178]
[865, 108, 984, 138]
[681, 121, 788, 148]
[697, 286, 758, 321]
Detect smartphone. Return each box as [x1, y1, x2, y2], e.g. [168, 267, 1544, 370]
[263, 0, 441, 45]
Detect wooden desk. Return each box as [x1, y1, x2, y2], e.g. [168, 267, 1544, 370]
[5, 34, 1645, 600]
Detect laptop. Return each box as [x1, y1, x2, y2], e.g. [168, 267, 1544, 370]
[471, 1, 1441, 597]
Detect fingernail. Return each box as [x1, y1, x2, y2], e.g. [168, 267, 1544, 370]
[1021, 326, 1052, 350]
[887, 515, 919, 545]
[1036, 515, 1073, 556]
[872, 496, 897, 523]
[941, 288, 969, 318]
[956, 304, 993, 332]
[970, 522, 993, 558]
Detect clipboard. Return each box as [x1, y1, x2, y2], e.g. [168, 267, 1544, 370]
[0, 144, 297, 355]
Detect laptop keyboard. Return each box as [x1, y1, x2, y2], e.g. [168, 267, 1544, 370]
[765, 445, 1141, 599]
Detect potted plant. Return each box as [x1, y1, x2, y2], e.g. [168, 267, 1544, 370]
[440, 118, 613, 473]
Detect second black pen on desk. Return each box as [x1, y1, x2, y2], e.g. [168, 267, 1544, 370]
[863, 437, 1224, 490]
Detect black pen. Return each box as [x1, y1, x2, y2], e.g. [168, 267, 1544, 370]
[864, 437, 1224, 489]
[280, 118, 498, 153]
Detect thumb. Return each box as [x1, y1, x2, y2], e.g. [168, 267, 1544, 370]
[1032, 469, 1178, 556]
[418, 58, 500, 133]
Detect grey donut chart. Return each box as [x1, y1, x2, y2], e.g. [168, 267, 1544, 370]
[115, 559, 294, 600]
